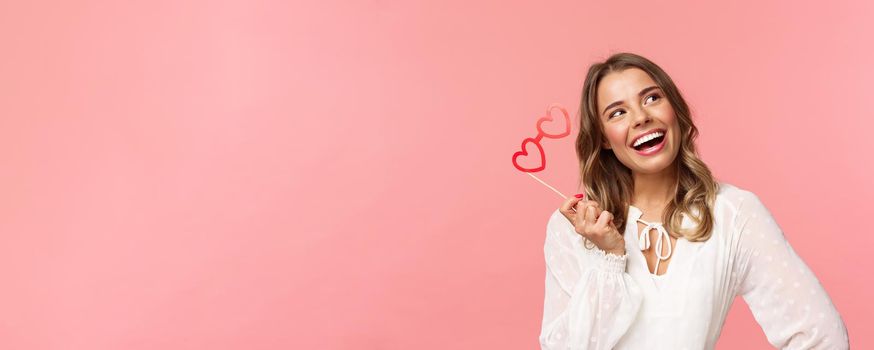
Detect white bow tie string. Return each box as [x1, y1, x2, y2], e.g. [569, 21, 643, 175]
[636, 218, 672, 275]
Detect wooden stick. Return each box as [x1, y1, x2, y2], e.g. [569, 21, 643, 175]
[526, 172, 567, 200]
[527, 172, 595, 248]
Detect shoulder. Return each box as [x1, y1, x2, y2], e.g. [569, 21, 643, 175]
[714, 181, 763, 214]
[712, 182, 776, 235]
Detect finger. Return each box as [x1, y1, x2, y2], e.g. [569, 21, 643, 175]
[568, 194, 587, 213]
[576, 199, 601, 214]
[595, 210, 614, 230]
[575, 196, 598, 209]
[574, 200, 588, 227]
[591, 202, 608, 225]
[585, 204, 596, 226]
[561, 196, 584, 216]
[560, 196, 587, 227]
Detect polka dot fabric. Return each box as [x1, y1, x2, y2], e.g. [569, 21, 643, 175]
[734, 190, 849, 349]
[538, 182, 849, 350]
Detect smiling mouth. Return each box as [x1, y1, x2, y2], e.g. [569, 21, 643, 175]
[632, 134, 666, 151]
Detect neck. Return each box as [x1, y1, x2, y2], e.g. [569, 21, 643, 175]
[631, 162, 679, 210]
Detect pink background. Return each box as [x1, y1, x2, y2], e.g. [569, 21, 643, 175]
[1, 0, 871, 349]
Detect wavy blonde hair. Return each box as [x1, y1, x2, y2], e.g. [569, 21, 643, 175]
[576, 52, 720, 242]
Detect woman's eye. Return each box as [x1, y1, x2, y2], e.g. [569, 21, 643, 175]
[609, 110, 624, 119]
[645, 94, 660, 104]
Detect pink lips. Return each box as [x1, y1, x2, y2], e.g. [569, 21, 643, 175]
[632, 132, 667, 156]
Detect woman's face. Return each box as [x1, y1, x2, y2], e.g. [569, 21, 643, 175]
[596, 67, 681, 175]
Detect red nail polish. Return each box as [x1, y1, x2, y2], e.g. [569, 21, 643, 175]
[574, 194, 584, 198]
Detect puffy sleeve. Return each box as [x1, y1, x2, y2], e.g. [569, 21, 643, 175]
[733, 191, 850, 349]
[539, 209, 643, 350]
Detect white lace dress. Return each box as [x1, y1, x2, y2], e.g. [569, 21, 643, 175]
[538, 182, 849, 349]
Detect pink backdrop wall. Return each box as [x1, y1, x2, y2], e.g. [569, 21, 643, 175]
[1, 0, 871, 348]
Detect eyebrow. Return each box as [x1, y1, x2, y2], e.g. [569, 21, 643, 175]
[601, 86, 661, 117]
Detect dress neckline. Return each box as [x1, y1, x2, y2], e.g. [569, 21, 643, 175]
[628, 204, 677, 278]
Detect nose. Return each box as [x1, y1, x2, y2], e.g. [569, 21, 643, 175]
[631, 107, 652, 129]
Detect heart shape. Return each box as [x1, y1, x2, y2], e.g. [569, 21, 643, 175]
[512, 138, 546, 173]
[536, 104, 571, 139]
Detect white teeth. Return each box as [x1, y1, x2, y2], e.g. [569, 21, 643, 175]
[633, 131, 664, 148]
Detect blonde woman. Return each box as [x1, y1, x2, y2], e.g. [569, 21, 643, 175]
[538, 52, 849, 349]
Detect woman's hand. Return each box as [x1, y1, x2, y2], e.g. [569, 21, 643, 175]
[559, 194, 627, 256]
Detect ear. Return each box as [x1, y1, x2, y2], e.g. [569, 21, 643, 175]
[602, 140, 612, 150]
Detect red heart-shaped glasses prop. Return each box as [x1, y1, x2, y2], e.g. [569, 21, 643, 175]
[536, 104, 571, 139]
[512, 138, 545, 173]
[512, 104, 571, 173]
